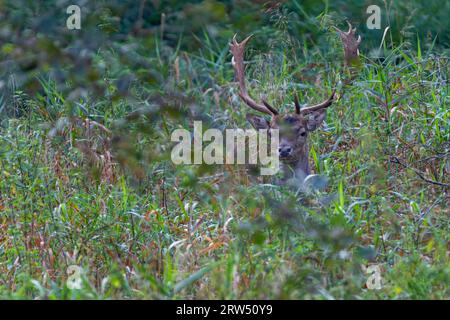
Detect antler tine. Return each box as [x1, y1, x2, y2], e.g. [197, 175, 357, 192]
[332, 25, 344, 35]
[300, 89, 336, 114]
[230, 34, 278, 116]
[346, 21, 354, 34]
[357, 34, 362, 44]
[293, 93, 301, 114]
[262, 99, 279, 115]
[333, 21, 354, 36]
[347, 22, 361, 44]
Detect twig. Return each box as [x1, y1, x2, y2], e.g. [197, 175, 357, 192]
[390, 156, 450, 188]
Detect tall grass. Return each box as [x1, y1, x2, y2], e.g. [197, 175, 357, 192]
[0, 0, 448, 299]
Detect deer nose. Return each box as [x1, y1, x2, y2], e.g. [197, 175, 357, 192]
[278, 146, 293, 157]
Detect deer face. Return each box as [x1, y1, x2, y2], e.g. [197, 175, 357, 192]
[246, 109, 327, 162]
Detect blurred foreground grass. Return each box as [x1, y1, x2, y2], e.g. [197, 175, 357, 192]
[0, 0, 448, 299]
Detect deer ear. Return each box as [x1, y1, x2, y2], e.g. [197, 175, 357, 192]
[246, 114, 270, 130]
[306, 110, 327, 131]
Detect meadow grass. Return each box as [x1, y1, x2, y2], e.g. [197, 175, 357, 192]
[0, 2, 449, 300]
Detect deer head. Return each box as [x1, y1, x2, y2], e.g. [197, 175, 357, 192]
[229, 35, 335, 178]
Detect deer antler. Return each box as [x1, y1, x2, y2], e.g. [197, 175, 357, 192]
[334, 21, 361, 66]
[295, 89, 336, 114]
[230, 35, 278, 116]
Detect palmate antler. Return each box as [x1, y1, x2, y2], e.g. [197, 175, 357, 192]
[230, 35, 278, 116]
[230, 35, 335, 116]
[334, 21, 362, 66]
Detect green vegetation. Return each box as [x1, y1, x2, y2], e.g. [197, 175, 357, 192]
[0, 0, 448, 299]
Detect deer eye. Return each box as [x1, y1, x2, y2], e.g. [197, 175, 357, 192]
[296, 127, 306, 137]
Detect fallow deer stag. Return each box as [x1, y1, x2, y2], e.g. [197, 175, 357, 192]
[230, 35, 336, 180]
